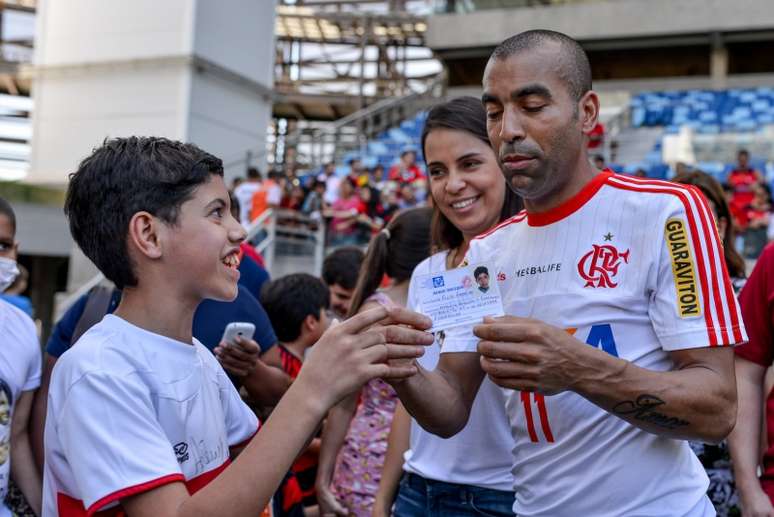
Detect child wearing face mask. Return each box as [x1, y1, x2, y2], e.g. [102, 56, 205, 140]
[0, 196, 43, 517]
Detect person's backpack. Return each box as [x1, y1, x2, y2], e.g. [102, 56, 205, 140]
[72, 285, 115, 344]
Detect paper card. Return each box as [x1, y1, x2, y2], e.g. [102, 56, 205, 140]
[415, 262, 505, 332]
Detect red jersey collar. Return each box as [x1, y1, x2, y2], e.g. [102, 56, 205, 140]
[526, 169, 613, 227]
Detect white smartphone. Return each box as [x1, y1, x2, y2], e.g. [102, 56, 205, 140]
[221, 322, 255, 346]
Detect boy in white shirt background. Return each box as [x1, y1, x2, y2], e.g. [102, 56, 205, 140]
[43, 136, 433, 517]
[0, 196, 42, 516]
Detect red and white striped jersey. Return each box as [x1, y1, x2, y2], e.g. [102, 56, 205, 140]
[443, 171, 746, 517]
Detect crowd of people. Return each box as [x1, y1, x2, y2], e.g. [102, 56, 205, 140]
[232, 151, 428, 247]
[3, 28, 774, 517]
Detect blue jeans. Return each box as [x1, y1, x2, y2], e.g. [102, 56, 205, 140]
[394, 472, 515, 517]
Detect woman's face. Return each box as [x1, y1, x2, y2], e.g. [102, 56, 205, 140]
[425, 128, 506, 239]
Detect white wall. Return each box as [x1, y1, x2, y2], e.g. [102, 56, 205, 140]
[28, 0, 276, 186]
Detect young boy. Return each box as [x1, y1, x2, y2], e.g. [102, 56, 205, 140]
[260, 274, 331, 508]
[43, 137, 432, 516]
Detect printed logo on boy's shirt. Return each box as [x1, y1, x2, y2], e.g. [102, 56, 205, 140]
[173, 442, 189, 463]
[432, 276, 445, 288]
[664, 218, 701, 318]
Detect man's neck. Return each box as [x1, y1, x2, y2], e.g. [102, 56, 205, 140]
[113, 285, 199, 344]
[523, 160, 600, 214]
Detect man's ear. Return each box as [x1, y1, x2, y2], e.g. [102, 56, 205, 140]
[579, 90, 600, 135]
[127, 211, 163, 259]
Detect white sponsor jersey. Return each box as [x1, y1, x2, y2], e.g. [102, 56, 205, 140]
[444, 171, 746, 517]
[43, 315, 258, 516]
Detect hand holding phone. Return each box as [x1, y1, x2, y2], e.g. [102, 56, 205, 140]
[221, 322, 256, 347]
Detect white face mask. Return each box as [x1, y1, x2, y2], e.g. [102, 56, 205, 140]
[0, 256, 19, 292]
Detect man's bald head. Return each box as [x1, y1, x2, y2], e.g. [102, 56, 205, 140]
[489, 30, 592, 102]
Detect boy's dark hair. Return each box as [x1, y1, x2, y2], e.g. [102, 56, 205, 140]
[348, 207, 432, 317]
[322, 246, 364, 290]
[260, 273, 330, 342]
[490, 29, 592, 102]
[0, 196, 16, 234]
[474, 266, 489, 280]
[64, 136, 224, 290]
[421, 97, 523, 251]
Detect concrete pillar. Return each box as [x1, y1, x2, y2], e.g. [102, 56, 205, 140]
[710, 32, 728, 90]
[26, 0, 277, 291]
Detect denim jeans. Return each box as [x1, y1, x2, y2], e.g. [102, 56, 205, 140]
[394, 472, 515, 517]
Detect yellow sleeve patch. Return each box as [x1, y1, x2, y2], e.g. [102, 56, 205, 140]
[664, 218, 702, 318]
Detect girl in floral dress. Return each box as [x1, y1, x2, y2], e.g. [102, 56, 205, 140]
[316, 207, 432, 517]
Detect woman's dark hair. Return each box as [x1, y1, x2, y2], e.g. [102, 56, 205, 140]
[347, 206, 432, 317]
[421, 97, 523, 251]
[65, 136, 223, 290]
[673, 170, 745, 279]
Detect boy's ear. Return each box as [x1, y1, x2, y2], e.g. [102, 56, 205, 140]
[127, 211, 163, 259]
[303, 313, 318, 334]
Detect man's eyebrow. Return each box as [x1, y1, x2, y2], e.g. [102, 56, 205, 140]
[482, 85, 553, 105]
[481, 92, 498, 105]
[512, 84, 553, 101]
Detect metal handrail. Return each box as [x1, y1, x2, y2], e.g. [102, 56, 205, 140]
[245, 208, 327, 276]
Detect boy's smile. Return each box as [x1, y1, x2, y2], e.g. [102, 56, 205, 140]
[163, 175, 246, 303]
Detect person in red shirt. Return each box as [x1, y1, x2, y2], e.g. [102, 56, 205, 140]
[388, 150, 425, 184]
[730, 243, 774, 516]
[728, 149, 764, 215]
[261, 274, 334, 513]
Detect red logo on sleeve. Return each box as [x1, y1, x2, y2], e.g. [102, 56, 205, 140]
[577, 245, 630, 288]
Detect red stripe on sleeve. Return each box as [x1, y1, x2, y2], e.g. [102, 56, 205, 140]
[84, 473, 185, 516]
[684, 183, 742, 343]
[681, 184, 729, 344]
[607, 176, 721, 345]
[614, 175, 742, 344]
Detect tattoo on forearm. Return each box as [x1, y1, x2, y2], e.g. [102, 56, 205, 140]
[612, 394, 690, 430]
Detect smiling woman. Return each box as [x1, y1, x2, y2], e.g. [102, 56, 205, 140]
[420, 96, 522, 264]
[370, 97, 521, 517]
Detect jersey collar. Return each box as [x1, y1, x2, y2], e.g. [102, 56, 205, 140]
[526, 169, 613, 227]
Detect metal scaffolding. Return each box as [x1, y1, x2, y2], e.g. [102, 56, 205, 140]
[271, 0, 442, 166]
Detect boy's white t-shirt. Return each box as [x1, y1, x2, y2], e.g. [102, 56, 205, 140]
[0, 300, 41, 517]
[42, 314, 259, 516]
[443, 172, 746, 516]
[403, 251, 515, 492]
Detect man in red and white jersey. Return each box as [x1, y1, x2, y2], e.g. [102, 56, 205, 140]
[388, 30, 745, 517]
